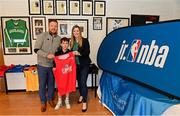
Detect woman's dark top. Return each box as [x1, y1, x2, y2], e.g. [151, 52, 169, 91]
[76, 38, 91, 66]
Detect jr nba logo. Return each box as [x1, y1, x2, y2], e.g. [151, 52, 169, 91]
[115, 39, 169, 68]
[126, 39, 141, 62]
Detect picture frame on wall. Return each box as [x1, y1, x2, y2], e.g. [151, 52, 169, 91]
[82, 0, 93, 16]
[31, 17, 46, 40]
[56, 0, 67, 15]
[43, 0, 54, 15]
[52, 19, 88, 38]
[69, 0, 80, 15]
[93, 17, 102, 30]
[106, 17, 129, 35]
[94, 1, 106, 16]
[1, 17, 32, 55]
[28, 0, 41, 15]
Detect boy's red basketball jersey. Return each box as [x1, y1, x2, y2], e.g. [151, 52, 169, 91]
[53, 52, 76, 96]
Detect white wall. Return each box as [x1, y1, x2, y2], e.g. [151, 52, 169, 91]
[0, 0, 180, 65]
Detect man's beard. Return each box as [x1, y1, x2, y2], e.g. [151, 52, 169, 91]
[49, 30, 57, 35]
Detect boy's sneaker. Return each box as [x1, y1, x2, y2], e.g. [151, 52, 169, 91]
[65, 98, 71, 109]
[55, 98, 62, 110]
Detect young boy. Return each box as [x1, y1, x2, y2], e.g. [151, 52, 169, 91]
[53, 37, 76, 110]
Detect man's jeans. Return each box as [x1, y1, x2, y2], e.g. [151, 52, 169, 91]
[37, 65, 55, 104]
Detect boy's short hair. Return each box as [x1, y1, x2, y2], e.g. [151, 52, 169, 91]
[60, 37, 69, 43]
[48, 19, 58, 24]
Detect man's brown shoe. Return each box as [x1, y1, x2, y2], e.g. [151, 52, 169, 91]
[41, 103, 46, 112]
[48, 100, 55, 108]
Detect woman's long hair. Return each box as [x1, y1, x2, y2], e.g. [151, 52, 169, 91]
[70, 25, 83, 49]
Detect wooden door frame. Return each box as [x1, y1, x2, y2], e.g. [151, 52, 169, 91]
[0, 29, 5, 66]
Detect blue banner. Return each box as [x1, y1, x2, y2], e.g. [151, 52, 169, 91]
[97, 20, 180, 98]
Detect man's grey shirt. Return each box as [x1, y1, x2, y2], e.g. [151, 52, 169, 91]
[34, 32, 61, 67]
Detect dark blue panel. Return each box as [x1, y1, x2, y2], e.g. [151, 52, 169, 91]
[97, 20, 180, 98]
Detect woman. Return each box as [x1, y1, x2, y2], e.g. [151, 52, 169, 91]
[70, 25, 91, 112]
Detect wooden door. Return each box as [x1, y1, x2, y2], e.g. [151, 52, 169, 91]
[0, 31, 4, 66]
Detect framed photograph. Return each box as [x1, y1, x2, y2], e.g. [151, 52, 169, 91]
[1, 17, 32, 55]
[82, 0, 93, 16]
[106, 17, 129, 35]
[50, 19, 88, 38]
[31, 17, 46, 40]
[42, 0, 54, 15]
[93, 17, 102, 30]
[56, 0, 67, 15]
[94, 1, 106, 16]
[28, 0, 41, 15]
[69, 0, 80, 15]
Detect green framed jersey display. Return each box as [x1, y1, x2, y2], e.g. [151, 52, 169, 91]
[1, 17, 32, 55]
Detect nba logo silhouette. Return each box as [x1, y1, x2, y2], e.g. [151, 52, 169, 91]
[126, 39, 141, 62]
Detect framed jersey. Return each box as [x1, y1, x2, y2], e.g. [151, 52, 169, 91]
[1, 17, 32, 55]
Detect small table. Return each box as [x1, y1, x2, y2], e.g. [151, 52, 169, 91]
[89, 63, 99, 97]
